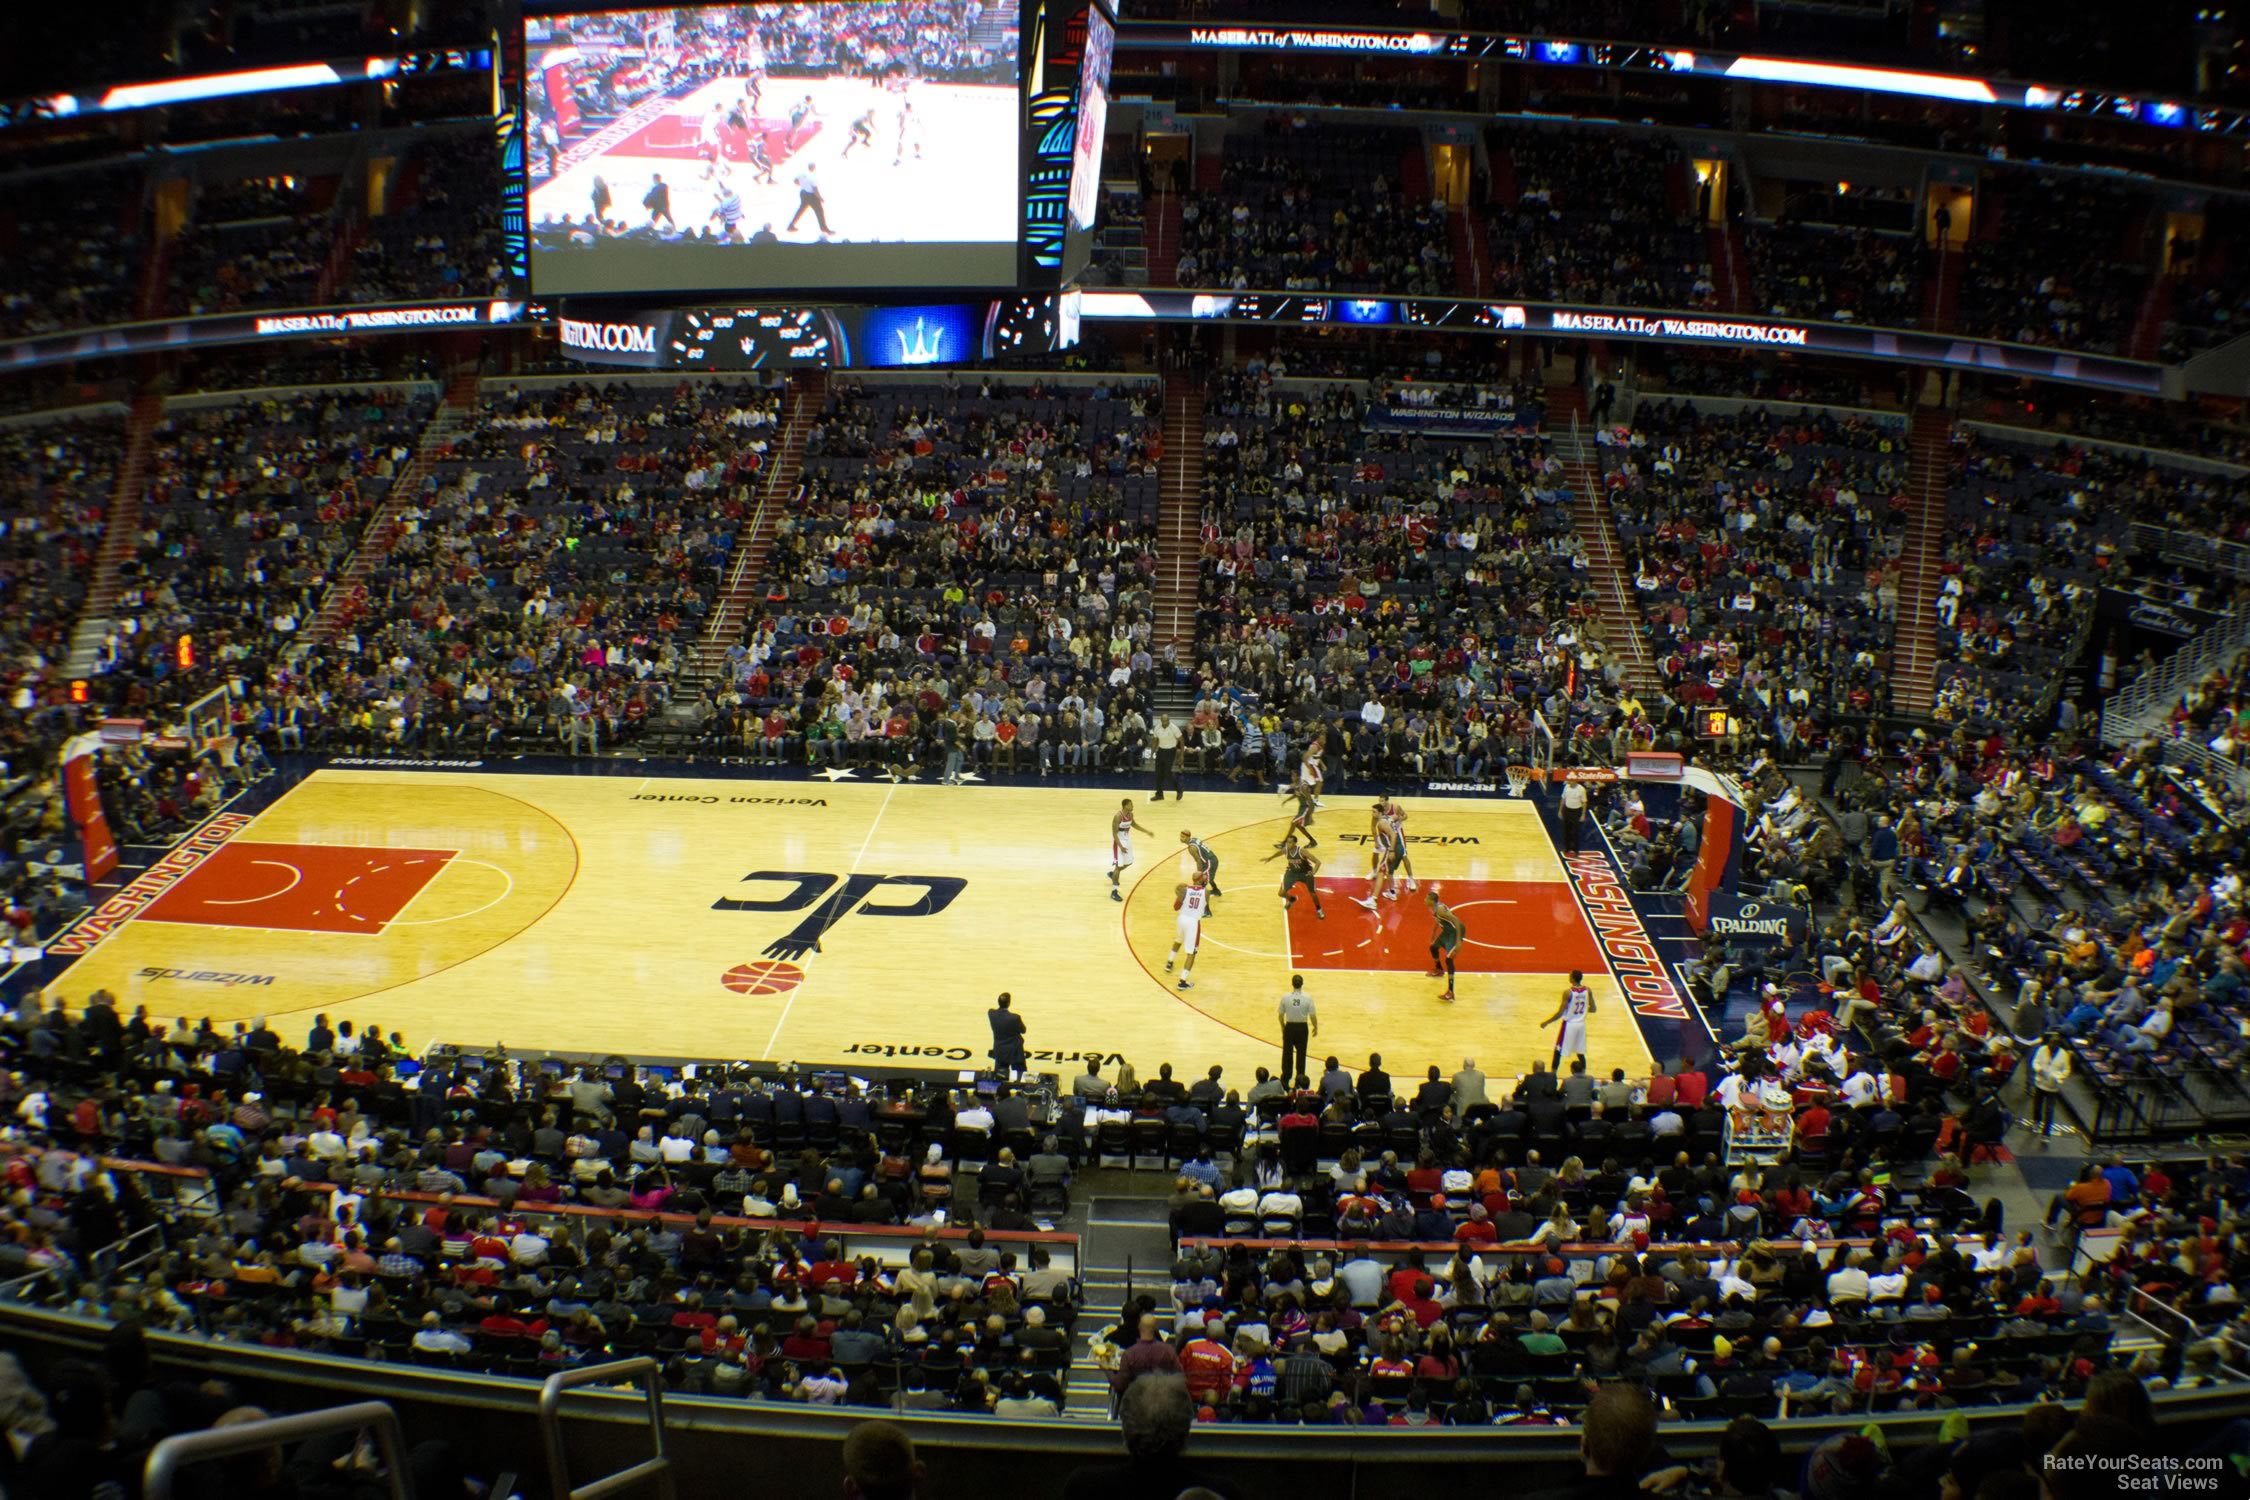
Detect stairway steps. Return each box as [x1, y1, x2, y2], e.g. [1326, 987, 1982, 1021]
[1547, 383, 1658, 696]
[300, 366, 484, 648]
[688, 374, 825, 689]
[65, 389, 166, 676]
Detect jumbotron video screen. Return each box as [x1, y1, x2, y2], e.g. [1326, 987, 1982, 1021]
[525, 1, 1023, 294]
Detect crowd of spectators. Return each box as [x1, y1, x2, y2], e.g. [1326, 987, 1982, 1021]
[0, 174, 144, 339]
[1187, 367, 1628, 781]
[1484, 126, 1713, 309]
[1929, 434, 2121, 730]
[1746, 221, 1923, 329]
[166, 176, 333, 318]
[87, 390, 436, 762]
[0, 419, 119, 943]
[708, 375, 1167, 772]
[1596, 401, 1905, 739]
[275, 378, 779, 756]
[0, 998, 1088, 1421]
[1173, 121, 1453, 295]
[2161, 205, 2250, 361]
[340, 132, 515, 304]
[1955, 175, 2154, 354]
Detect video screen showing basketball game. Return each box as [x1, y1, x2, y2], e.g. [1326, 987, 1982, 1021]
[1065, 4, 1113, 234]
[525, 1, 1023, 294]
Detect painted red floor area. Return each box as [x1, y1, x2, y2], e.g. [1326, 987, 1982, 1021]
[1283, 878, 1607, 975]
[141, 842, 457, 935]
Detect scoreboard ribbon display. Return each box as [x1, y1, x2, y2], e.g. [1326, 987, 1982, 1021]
[1076, 290, 2168, 396]
[551, 295, 1071, 370]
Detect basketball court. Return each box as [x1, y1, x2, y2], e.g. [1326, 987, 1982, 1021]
[45, 769, 1653, 1087]
[531, 75, 1020, 247]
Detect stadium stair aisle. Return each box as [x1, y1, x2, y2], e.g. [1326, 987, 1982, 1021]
[1154, 376, 1204, 655]
[66, 388, 163, 677]
[1452, 211, 1487, 296]
[1145, 184, 1181, 286]
[690, 370, 824, 688]
[1549, 380, 1658, 696]
[300, 363, 485, 647]
[1711, 223, 1748, 313]
[2128, 273, 2175, 362]
[1893, 405, 1951, 715]
[1922, 238, 1962, 332]
[1062, 1195, 1176, 1420]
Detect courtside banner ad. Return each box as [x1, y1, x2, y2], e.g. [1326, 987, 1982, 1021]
[1117, 23, 2231, 134]
[1076, 291, 2166, 395]
[0, 300, 527, 374]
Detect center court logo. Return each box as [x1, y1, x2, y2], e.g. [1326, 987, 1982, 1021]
[715, 870, 965, 963]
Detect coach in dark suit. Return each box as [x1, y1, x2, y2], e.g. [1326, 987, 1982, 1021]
[989, 993, 1028, 1076]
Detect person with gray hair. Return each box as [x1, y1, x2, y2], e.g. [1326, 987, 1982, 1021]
[841, 1420, 925, 1500]
[1061, 1375, 1233, 1500]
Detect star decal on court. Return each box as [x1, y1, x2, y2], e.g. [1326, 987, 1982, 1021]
[811, 767, 859, 781]
[954, 771, 985, 783]
[882, 769, 924, 784]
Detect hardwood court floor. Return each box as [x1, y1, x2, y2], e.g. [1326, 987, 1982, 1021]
[54, 771, 1650, 1087]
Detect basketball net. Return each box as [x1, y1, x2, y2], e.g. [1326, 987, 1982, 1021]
[1505, 765, 1534, 799]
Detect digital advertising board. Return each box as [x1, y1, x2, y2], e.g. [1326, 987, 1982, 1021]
[524, 1, 1023, 294]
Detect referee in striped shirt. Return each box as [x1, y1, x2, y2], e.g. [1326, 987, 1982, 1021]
[1278, 975, 1318, 1087]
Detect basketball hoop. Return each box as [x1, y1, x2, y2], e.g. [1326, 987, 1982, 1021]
[1506, 765, 1535, 799]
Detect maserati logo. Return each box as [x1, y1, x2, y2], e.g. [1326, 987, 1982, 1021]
[894, 317, 944, 364]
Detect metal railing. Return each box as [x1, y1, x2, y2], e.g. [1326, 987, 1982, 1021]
[2098, 604, 2250, 746]
[2123, 1286, 2250, 1382]
[539, 1358, 677, 1500]
[146, 1401, 412, 1500]
[2130, 520, 2250, 580]
[2159, 736, 2250, 819]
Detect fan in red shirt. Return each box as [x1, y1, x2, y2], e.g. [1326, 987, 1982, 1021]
[1178, 1324, 1236, 1403]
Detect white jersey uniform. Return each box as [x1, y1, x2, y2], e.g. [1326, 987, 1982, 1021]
[1557, 983, 1593, 1057]
[1175, 885, 1207, 952]
[1300, 752, 1325, 791]
[1112, 813, 1135, 868]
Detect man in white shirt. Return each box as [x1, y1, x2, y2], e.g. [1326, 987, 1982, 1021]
[1839, 1063, 1880, 1109]
[1151, 715, 1184, 801]
[954, 1092, 996, 1133]
[1825, 1252, 1871, 1304]
[1906, 945, 1947, 987]
[1559, 778, 1589, 852]
[2029, 1031, 2072, 1136]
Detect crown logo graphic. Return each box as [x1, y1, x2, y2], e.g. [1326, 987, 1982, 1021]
[895, 317, 944, 365]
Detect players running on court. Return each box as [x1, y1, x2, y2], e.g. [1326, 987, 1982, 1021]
[893, 98, 922, 164]
[1426, 885, 1465, 1002]
[841, 107, 880, 157]
[1264, 834, 1325, 918]
[1299, 735, 1327, 806]
[1378, 796, 1418, 893]
[1353, 799, 1403, 909]
[1542, 968, 1597, 1071]
[1108, 798, 1151, 902]
[1179, 829, 1223, 911]
[1275, 779, 1319, 848]
[1165, 872, 1209, 988]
